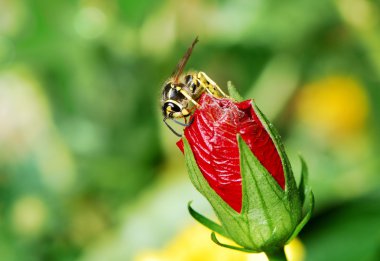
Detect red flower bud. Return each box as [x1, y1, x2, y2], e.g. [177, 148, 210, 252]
[177, 94, 285, 213]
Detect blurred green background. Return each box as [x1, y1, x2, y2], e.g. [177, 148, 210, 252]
[0, 0, 380, 260]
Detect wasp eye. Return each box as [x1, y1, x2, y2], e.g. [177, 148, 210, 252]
[169, 102, 181, 112]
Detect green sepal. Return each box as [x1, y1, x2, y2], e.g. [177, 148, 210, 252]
[183, 138, 252, 247]
[298, 155, 308, 204]
[211, 232, 259, 253]
[286, 190, 314, 244]
[238, 135, 297, 251]
[252, 102, 299, 198]
[187, 201, 229, 238]
[227, 81, 243, 102]
[286, 156, 314, 244]
[251, 101, 303, 235]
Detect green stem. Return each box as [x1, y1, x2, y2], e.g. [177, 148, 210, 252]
[265, 248, 287, 261]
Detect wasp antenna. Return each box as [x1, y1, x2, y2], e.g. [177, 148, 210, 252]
[171, 118, 193, 127]
[172, 36, 199, 83]
[163, 117, 183, 137]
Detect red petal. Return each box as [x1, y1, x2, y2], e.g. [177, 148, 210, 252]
[238, 100, 285, 190]
[180, 94, 284, 213]
[177, 140, 184, 153]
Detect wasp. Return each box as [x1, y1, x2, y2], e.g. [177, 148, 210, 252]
[161, 37, 228, 137]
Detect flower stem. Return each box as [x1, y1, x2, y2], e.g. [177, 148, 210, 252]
[265, 248, 287, 261]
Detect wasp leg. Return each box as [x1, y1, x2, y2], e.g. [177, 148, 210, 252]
[163, 117, 182, 137]
[204, 86, 216, 96]
[198, 72, 228, 98]
[179, 89, 200, 107]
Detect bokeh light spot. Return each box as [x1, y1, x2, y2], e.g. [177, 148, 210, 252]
[75, 6, 107, 39]
[11, 196, 48, 236]
[0, 70, 49, 160]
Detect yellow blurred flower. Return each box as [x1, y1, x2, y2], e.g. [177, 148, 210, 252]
[135, 223, 304, 261]
[11, 196, 48, 236]
[295, 76, 369, 142]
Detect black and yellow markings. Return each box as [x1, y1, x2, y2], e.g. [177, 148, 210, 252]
[161, 37, 229, 136]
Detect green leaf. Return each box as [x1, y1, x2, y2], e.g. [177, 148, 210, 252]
[210, 232, 259, 253]
[227, 81, 243, 101]
[187, 201, 229, 238]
